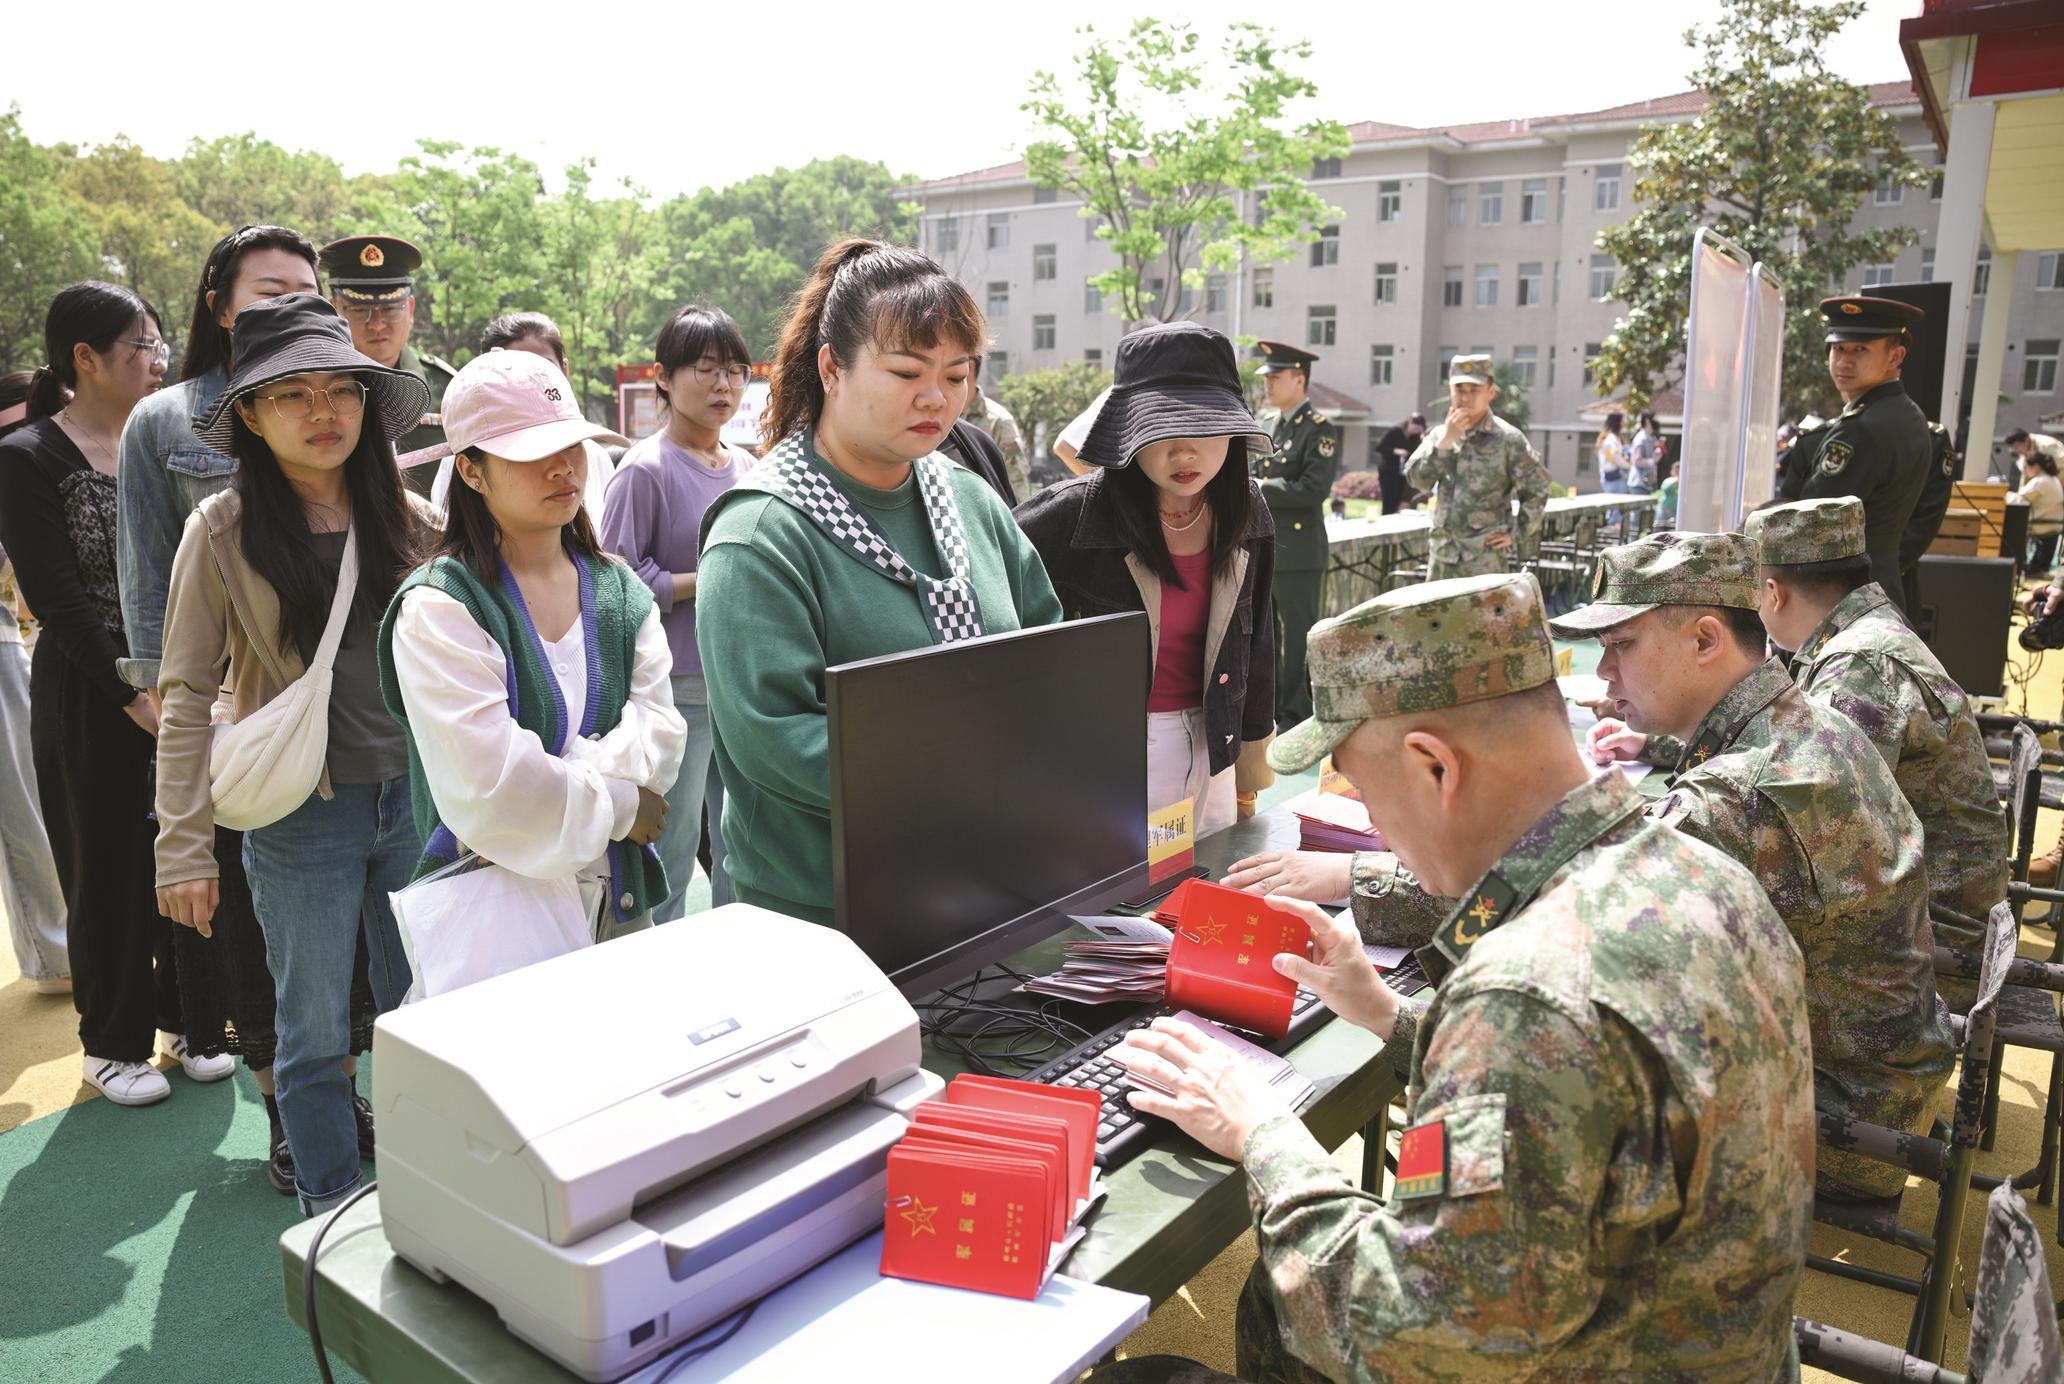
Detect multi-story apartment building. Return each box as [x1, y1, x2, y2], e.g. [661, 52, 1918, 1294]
[907, 80, 2064, 489]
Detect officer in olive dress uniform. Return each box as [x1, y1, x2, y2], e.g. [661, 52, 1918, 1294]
[1253, 341, 1340, 731]
[319, 234, 456, 495]
[1777, 295, 1931, 616]
[1900, 421, 1959, 616]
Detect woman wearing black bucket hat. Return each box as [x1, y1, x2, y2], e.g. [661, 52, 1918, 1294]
[153, 292, 439, 1217]
[1015, 322, 1278, 834]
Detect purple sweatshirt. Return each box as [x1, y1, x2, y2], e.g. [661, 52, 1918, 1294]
[598, 433, 754, 681]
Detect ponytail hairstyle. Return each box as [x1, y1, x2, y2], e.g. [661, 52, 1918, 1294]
[1596, 410, 1624, 451]
[182, 225, 320, 381]
[761, 238, 986, 447]
[28, 281, 161, 421]
[436, 446, 604, 585]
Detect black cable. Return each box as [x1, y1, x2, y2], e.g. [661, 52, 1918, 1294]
[305, 1178, 380, 1384]
[652, 1300, 761, 1381]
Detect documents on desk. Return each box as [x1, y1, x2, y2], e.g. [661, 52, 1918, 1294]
[372, 904, 950, 1382]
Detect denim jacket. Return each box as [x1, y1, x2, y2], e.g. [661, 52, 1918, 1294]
[1015, 470, 1277, 785]
[116, 368, 234, 690]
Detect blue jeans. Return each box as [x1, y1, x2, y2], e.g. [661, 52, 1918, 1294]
[244, 778, 416, 1216]
[0, 637, 67, 981]
[655, 688, 729, 922]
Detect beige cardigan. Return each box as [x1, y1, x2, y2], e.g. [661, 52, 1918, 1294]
[152, 488, 437, 887]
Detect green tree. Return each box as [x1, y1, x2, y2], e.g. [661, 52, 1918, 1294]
[996, 360, 1110, 463]
[1022, 19, 1347, 324]
[62, 137, 219, 360]
[545, 159, 661, 413]
[0, 109, 100, 371]
[384, 141, 551, 365]
[1593, 0, 1926, 419]
[173, 134, 356, 246]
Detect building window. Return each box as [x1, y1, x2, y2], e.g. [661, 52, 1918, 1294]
[1582, 341, 1603, 387]
[1473, 264, 1499, 308]
[1860, 263, 1896, 289]
[1311, 225, 1341, 267]
[935, 218, 959, 255]
[1378, 180, 1402, 222]
[1145, 277, 1166, 314]
[1873, 170, 1903, 206]
[1373, 262, 1398, 305]
[1084, 282, 1103, 313]
[1439, 345, 1458, 373]
[1446, 185, 1467, 227]
[1595, 163, 1622, 212]
[1520, 178, 1550, 224]
[1033, 185, 1057, 205]
[1975, 245, 1992, 295]
[1370, 344, 1395, 386]
[1253, 267, 1275, 308]
[987, 281, 1010, 317]
[1308, 305, 1337, 348]
[1442, 266, 1464, 308]
[2042, 253, 2064, 290]
[1516, 261, 1544, 307]
[1511, 345, 1537, 387]
[1312, 155, 1342, 179]
[1547, 345, 1557, 388]
[1921, 249, 1935, 283]
[1084, 348, 1102, 368]
[1032, 244, 1056, 281]
[1205, 275, 1226, 313]
[1478, 183, 1503, 225]
[988, 350, 1009, 379]
[1588, 254, 1617, 300]
[2026, 340, 2060, 394]
[987, 213, 1009, 250]
[1033, 315, 1056, 350]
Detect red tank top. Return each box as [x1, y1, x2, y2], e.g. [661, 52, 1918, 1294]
[1148, 549, 1212, 713]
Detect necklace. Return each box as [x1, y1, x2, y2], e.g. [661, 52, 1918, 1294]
[59, 409, 119, 470]
[1159, 502, 1207, 533]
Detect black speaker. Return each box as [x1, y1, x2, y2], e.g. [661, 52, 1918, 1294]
[2001, 503, 2029, 571]
[1913, 555, 2014, 696]
[1874, 281, 1952, 425]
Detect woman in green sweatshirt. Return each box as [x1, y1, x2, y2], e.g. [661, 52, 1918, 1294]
[697, 240, 1062, 925]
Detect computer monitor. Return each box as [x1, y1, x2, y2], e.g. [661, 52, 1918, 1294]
[827, 612, 1150, 997]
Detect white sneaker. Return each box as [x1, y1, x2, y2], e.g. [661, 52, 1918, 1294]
[32, 976, 71, 995]
[82, 1055, 172, 1106]
[165, 1034, 235, 1083]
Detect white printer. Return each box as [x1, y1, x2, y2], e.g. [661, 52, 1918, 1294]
[373, 904, 943, 1381]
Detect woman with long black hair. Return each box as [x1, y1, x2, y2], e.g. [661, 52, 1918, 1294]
[153, 293, 436, 1214]
[0, 282, 231, 1105]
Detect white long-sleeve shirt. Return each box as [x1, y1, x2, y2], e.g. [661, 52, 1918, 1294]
[390, 587, 685, 883]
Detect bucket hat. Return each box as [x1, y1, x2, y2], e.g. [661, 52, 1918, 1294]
[1074, 322, 1272, 469]
[195, 293, 430, 453]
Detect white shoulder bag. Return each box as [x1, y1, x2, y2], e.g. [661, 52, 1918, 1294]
[209, 524, 357, 831]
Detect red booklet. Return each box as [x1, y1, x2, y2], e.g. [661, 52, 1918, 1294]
[946, 1075, 1101, 1207]
[880, 1144, 1051, 1300]
[1164, 881, 1312, 1040]
[911, 1106, 1073, 1243]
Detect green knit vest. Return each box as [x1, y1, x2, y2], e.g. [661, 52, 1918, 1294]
[376, 552, 667, 921]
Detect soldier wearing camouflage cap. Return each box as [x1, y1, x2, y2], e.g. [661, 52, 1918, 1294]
[1403, 354, 1551, 581]
[1116, 573, 1815, 1381]
[1562, 530, 1953, 1198]
[1751, 498, 2008, 1011]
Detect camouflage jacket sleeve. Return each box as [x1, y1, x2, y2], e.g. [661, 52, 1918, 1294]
[1244, 988, 1632, 1379]
[1801, 651, 1930, 769]
[1402, 432, 1454, 493]
[1639, 734, 1686, 768]
[1652, 762, 1820, 920]
[1349, 851, 1454, 949]
[1509, 434, 1552, 547]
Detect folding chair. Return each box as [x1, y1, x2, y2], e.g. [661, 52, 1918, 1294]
[1808, 901, 2018, 1362]
[1794, 1181, 2062, 1384]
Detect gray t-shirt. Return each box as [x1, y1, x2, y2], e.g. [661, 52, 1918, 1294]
[310, 531, 409, 785]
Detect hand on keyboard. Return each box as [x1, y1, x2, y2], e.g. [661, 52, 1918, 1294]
[1117, 1017, 1296, 1163]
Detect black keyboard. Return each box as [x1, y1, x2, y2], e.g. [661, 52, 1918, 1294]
[1027, 958, 1429, 1168]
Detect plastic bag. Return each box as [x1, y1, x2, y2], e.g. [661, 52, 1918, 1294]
[391, 853, 593, 1001]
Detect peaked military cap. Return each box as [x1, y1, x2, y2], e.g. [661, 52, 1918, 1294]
[1547, 531, 1761, 635]
[1746, 497, 1867, 566]
[1269, 573, 1556, 773]
[321, 235, 423, 303]
[1444, 352, 1495, 387]
[1255, 339, 1319, 373]
[1819, 295, 1924, 345]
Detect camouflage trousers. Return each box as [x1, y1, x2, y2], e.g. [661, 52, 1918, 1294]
[1081, 1263, 1331, 1384]
[1425, 536, 1512, 583]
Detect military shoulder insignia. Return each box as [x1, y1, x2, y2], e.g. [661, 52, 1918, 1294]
[1394, 1119, 1446, 1199]
[1796, 417, 1828, 434]
[1819, 441, 1852, 476]
[1317, 434, 1336, 459]
[1307, 409, 1328, 425]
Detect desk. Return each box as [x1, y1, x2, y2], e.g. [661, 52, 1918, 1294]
[280, 809, 1403, 1381]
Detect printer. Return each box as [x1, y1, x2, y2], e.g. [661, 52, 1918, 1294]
[373, 904, 943, 1381]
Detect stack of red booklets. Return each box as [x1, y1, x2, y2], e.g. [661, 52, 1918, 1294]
[1284, 788, 1384, 854]
[1164, 881, 1314, 1040]
[880, 1075, 1103, 1300]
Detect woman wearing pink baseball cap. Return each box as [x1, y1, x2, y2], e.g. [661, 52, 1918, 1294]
[377, 349, 685, 951]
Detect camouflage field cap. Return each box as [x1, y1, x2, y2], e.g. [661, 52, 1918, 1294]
[1746, 497, 1867, 566]
[1444, 353, 1495, 388]
[1269, 573, 1555, 773]
[1546, 531, 1761, 636]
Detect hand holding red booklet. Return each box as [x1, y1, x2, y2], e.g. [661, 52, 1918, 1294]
[1164, 881, 1312, 1040]
[880, 1075, 1102, 1299]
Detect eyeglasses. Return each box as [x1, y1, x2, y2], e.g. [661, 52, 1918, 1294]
[340, 303, 410, 326]
[255, 382, 368, 419]
[688, 363, 751, 386]
[124, 339, 171, 365]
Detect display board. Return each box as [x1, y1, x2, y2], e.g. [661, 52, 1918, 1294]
[616, 362, 771, 449]
[1676, 230, 1786, 533]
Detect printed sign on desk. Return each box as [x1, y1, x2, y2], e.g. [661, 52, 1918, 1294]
[1146, 798, 1195, 885]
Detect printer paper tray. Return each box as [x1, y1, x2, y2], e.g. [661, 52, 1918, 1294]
[635, 1098, 907, 1282]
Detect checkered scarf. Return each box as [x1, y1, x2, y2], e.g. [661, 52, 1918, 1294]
[754, 434, 987, 644]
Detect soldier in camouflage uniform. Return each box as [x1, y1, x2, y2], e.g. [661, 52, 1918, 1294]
[1403, 354, 1550, 581]
[1113, 574, 1816, 1382]
[1559, 531, 1954, 1199]
[1750, 497, 2009, 1011]
[962, 370, 1030, 498]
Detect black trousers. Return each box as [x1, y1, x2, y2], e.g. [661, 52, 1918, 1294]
[1377, 458, 1406, 515]
[1274, 568, 1324, 730]
[2031, 531, 2060, 576]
